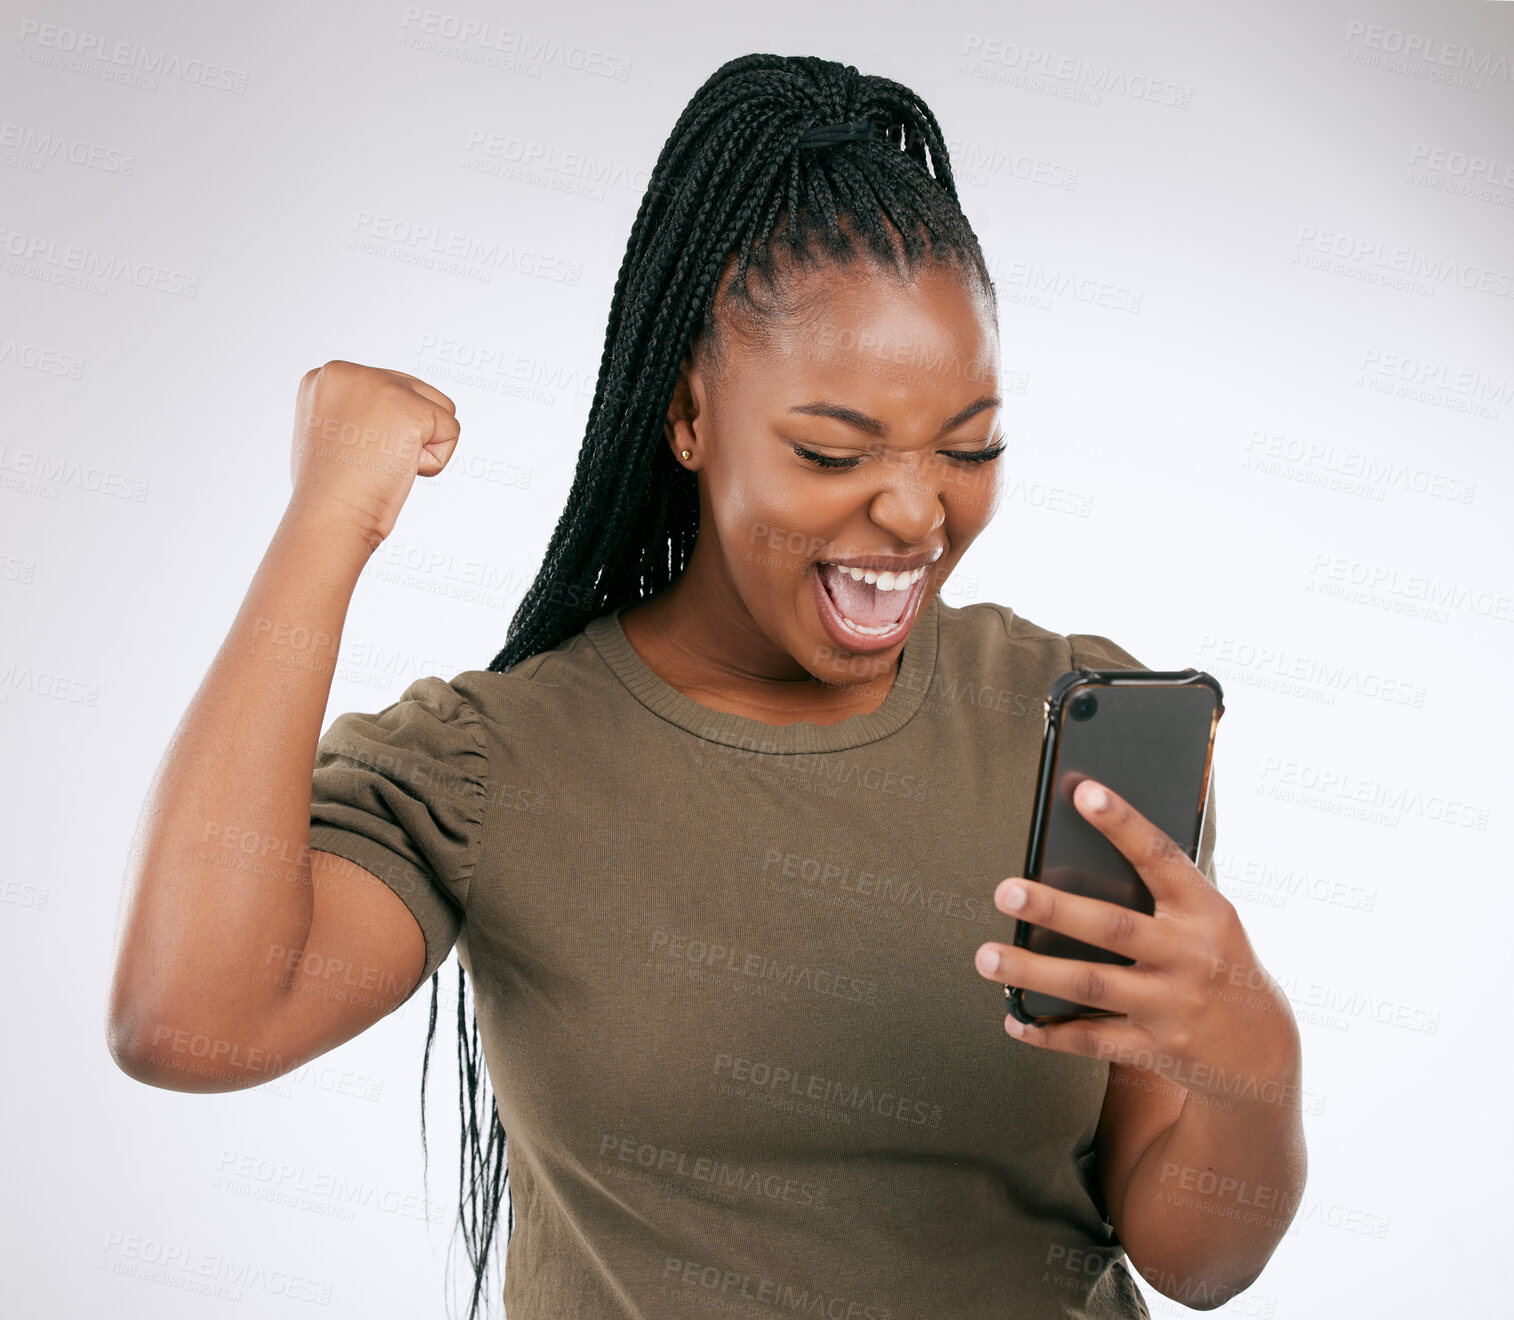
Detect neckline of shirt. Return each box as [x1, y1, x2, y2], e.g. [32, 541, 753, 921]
[584, 592, 942, 755]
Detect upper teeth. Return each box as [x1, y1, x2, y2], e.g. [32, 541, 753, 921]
[825, 563, 928, 591]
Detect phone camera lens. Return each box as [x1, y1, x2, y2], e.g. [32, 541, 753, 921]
[1070, 693, 1098, 721]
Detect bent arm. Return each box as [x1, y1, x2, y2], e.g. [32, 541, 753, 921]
[1109, 1026, 1308, 1309]
[105, 497, 405, 1089]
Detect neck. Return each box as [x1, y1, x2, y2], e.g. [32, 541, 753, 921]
[617, 539, 902, 716]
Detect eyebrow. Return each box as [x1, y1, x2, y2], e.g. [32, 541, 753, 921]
[787, 396, 1001, 438]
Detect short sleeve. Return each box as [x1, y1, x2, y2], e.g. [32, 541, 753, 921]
[309, 675, 489, 1001]
[1068, 631, 1220, 892]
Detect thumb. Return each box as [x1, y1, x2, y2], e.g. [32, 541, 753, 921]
[417, 412, 462, 478]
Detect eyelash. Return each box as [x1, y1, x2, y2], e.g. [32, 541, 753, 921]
[792, 442, 1007, 470]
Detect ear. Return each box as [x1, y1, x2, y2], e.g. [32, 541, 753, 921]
[664, 347, 706, 462]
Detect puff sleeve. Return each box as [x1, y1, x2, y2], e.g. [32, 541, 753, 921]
[1067, 631, 1220, 890]
[308, 675, 490, 1001]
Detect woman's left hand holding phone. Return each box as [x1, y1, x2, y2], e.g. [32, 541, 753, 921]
[973, 779, 1302, 1104]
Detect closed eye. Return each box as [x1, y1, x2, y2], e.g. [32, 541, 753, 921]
[792, 442, 1006, 470]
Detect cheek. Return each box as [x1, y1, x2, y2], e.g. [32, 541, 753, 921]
[719, 469, 840, 583]
[941, 464, 1002, 526]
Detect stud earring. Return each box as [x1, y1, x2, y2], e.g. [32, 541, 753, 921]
[680, 449, 691, 461]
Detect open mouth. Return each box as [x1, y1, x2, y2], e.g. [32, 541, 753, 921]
[811, 559, 932, 649]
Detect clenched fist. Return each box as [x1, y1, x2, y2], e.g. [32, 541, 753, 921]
[289, 360, 461, 546]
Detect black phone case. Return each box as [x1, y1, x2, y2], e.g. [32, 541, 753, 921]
[1005, 667, 1223, 1027]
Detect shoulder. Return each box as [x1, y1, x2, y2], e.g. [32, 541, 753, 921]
[932, 596, 1147, 673]
[442, 627, 605, 734]
[1064, 631, 1147, 672]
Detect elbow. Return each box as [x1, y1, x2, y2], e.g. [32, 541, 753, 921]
[106, 1015, 168, 1088]
[105, 997, 184, 1089]
[1128, 1252, 1269, 1313]
[104, 997, 288, 1095]
[105, 965, 172, 1086]
[104, 999, 193, 1091]
[1182, 1287, 1249, 1314]
[1143, 1283, 1253, 1314]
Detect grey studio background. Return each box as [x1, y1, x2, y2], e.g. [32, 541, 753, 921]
[4, 0, 1511, 1316]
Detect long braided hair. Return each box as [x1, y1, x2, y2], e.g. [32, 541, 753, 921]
[420, 51, 998, 1319]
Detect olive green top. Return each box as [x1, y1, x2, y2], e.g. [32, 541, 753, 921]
[310, 592, 1217, 1319]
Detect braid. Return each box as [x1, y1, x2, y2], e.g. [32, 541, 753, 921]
[422, 51, 996, 1320]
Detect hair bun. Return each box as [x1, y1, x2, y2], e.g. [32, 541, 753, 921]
[796, 117, 891, 148]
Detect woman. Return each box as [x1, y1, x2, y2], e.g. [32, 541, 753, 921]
[107, 53, 1305, 1320]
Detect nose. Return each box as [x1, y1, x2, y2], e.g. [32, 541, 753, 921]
[867, 455, 947, 544]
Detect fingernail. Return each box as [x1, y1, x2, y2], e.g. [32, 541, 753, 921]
[1081, 782, 1108, 812]
[975, 946, 1000, 976]
[1000, 882, 1026, 910]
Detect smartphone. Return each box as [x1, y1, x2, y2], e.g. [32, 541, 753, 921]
[1004, 667, 1224, 1026]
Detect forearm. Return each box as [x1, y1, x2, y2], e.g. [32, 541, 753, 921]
[1118, 1037, 1307, 1308]
[107, 498, 378, 1063]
